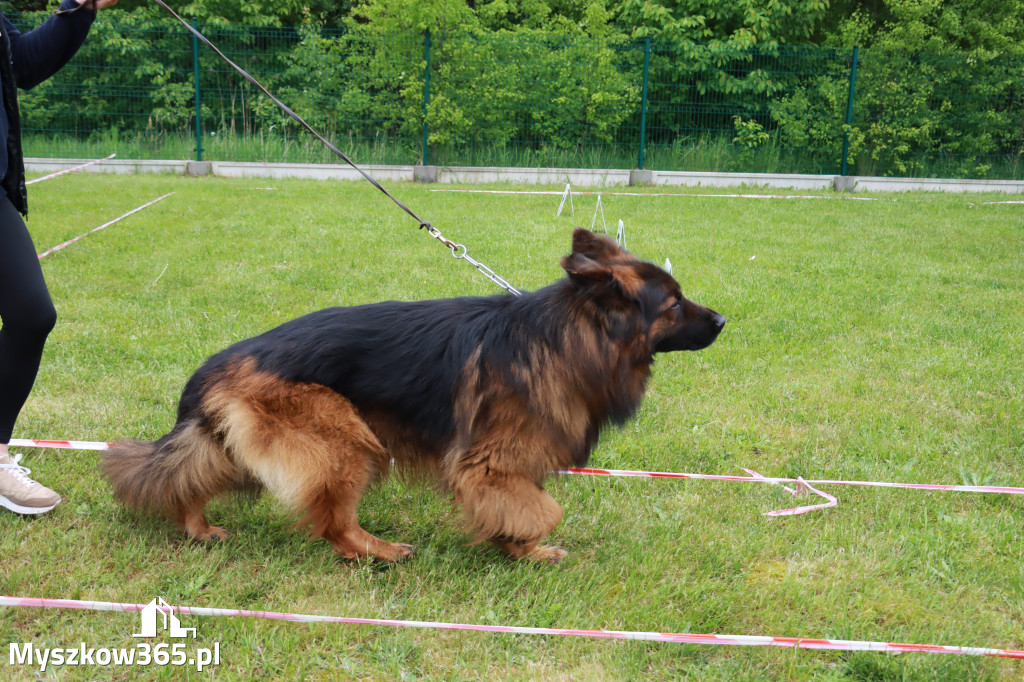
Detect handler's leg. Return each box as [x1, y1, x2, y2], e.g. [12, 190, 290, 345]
[0, 196, 60, 514]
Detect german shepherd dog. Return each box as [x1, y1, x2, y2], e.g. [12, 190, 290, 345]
[103, 229, 724, 563]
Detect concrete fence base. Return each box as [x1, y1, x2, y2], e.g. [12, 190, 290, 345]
[25, 158, 1024, 194]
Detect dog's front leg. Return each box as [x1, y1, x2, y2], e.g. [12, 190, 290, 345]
[451, 463, 566, 564]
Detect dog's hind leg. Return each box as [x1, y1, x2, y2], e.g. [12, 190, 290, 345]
[208, 367, 414, 563]
[303, 476, 415, 563]
[177, 497, 229, 542]
[295, 420, 415, 562]
[104, 422, 241, 543]
[165, 424, 238, 542]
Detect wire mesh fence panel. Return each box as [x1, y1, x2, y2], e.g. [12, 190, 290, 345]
[642, 43, 854, 175]
[11, 12, 1024, 179]
[193, 25, 296, 163]
[847, 48, 1024, 179]
[425, 32, 645, 170]
[16, 13, 196, 160]
[180, 25, 424, 164]
[269, 28, 425, 165]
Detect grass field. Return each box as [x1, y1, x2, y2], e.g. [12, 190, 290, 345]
[1, 172, 1022, 680]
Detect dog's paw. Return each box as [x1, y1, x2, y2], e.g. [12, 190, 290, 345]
[192, 525, 229, 542]
[527, 545, 567, 565]
[374, 542, 416, 563]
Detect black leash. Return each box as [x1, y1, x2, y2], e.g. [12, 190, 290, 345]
[148, 0, 523, 295]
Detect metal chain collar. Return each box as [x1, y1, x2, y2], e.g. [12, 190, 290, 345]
[421, 224, 522, 296]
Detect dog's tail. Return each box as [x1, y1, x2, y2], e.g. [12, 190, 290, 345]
[102, 418, 240, 515]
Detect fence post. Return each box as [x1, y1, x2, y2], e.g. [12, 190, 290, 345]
[192, 18, 202, 162]
[422, 30, 431, 166]
[840, 45, 859, 176]
[637, 36, 651, 170]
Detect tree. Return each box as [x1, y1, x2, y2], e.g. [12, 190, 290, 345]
[613, 0, 830, 46]
[824, 0, 1024, 54]
[115, 0, 355, 27]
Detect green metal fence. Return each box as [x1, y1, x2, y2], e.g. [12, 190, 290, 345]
[13, 13, 1024, 179]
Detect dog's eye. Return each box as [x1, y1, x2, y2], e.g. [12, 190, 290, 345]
[669, 299, 682, 310]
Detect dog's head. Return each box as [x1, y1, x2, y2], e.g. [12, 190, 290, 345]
[560, 228, 725, 354]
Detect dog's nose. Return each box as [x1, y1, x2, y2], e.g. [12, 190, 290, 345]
[711, 312, 726, 329]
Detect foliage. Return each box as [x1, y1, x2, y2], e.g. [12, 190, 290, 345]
[615, 0, 830, 46]
[732, 115, 768, 148]
[434, 33, 638, 152]
[825, 0, 1024, 54]
[17, 11, 194, 143]
[112, 0, 355, 27]
[279, 28, 421, 150]
[768, 52, 855, 171]
[771, 47, 1023, 178]
[807, 0, 1024, 176]
[277, 25, 640, 164]
[8, 1, 1024, 179]
[347, 0, 480, 34]
[349, 0, 616, 36]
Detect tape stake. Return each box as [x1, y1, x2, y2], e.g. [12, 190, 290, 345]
[590, 194, 607, 234]
[556, 183, 574, 217]
[26, 154, 116, 186]
[38, 193, 174, 260]
[1, 596, 1021, 658]
[616, 219, 627, 249]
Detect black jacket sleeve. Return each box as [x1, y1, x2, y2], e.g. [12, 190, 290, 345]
[4, 0, 96, 91]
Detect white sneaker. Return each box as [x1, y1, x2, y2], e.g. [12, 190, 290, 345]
[0, 454, 62, 515]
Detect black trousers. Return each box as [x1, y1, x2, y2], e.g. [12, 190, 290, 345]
[0, 195, 56, 444]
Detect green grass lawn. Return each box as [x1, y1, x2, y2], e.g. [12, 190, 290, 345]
[1, 172, 1022, 680]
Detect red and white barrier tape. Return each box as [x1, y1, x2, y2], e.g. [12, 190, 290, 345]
[562, 466, 1024, 496]
[744, 471, 838, 516]
[10, 439, 115, 450]
[12, 438, 1023, 517]
[37, 193, 174, 260]
[1, 596, 1021, 658]
[431, 189, 879, 200]
[26, 154, 116, 186]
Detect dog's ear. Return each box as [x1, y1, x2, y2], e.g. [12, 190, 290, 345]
[561, 251, 613, 285]
[561, 252, 646, 302]
[570, 228, 623, 263]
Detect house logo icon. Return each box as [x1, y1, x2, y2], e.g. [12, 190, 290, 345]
[133, 597, 197, 638]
